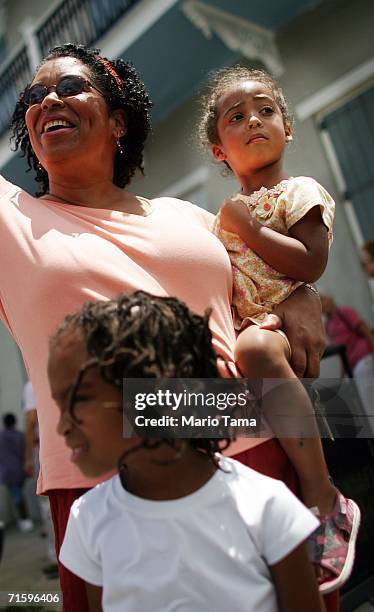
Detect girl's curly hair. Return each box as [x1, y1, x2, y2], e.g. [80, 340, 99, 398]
[50, 291, 232, 464]
[10, 43, 152, 195]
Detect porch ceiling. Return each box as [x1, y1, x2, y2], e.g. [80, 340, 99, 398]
[198, 0, 321, 30]
[119, 0, 322, 123]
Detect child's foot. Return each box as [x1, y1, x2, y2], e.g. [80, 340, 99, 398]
[307, 492, 361, 594]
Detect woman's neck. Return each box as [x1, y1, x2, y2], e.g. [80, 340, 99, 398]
[42, 175, 150, 215]
[119, 444, 217, 501]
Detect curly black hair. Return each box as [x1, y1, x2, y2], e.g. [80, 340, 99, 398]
[10, 43, 152, 195]
[50, 291, 232, 465]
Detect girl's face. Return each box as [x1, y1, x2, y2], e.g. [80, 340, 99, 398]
[211, 80, 291, 179]
[48, 330, 134, 478]
[25, 56, 125, 173]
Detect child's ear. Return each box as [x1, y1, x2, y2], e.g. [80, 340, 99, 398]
[211, 143, 227, 161]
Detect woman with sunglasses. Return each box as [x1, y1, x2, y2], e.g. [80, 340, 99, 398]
[1, 44, 327, 611]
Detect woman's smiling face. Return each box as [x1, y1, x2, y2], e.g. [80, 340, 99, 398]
[25, 56, 121, 170]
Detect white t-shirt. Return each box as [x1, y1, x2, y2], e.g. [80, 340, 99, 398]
[60, 457, 318, 612]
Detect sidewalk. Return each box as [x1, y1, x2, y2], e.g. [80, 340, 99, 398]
[0, 524, 60, 610]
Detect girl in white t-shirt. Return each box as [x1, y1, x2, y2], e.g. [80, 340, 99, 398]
[48, 290, 323, 612]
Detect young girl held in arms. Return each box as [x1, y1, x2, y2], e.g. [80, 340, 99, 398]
[49, 291, 323, 612]
[198, 67, 360, 593]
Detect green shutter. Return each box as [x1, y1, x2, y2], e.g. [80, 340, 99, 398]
[323, 86, 374, 240]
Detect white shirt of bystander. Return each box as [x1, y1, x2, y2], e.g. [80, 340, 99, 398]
[60, 456, 318, 612]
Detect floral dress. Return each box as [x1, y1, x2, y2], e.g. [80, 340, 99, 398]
[214, 177, 335, 330]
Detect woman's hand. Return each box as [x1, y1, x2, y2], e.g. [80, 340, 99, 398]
[260, 285, 326, 378]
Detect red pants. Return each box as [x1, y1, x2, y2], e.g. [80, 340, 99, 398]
[49, 488, 90, 612]
[48, 439, 339, 612]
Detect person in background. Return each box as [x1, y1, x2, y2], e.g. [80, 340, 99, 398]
[361, 239, 374, 278]
[0, 413, 33, 532]
[23, 381, 58, 578]
[321, 294, 374, 436]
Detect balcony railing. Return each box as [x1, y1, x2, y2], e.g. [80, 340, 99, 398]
[0, 45, 32, 138]
[0, 0, 140, 137]
[37, 0, 138, 57]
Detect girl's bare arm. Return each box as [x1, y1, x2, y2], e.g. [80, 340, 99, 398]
[85, 583, 103, 612]
[220, 200, 328, 283]
[270, 541, 326, 612]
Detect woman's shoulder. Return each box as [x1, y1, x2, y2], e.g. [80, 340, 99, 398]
[0, 175, 20, 200]
[0, 175, 36, 208]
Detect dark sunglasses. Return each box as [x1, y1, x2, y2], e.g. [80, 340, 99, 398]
[24, 75, 103, 106]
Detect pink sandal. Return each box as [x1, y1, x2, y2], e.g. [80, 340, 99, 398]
[308, 492, 361, 594]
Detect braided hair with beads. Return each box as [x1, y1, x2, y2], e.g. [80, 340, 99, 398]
[50, 291, 233, 464]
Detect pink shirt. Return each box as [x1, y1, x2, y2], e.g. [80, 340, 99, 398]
[326, 306, 373, 369]
[0, 176, 261, 492]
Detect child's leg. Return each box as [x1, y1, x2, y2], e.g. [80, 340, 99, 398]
[235, 325, 336, 513]
[236, 326, 361, 593]
[232, 440, 340, 612]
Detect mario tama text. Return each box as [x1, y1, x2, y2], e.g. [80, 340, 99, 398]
[122, 378, 260, 438]
[134, 413, 257, 428]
